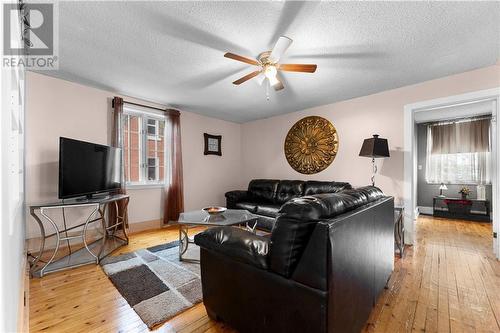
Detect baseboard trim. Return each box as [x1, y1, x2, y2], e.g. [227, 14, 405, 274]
[418, 206, 433, 215]
[17, 256, 29, 333]
[128, 219, 162, 233]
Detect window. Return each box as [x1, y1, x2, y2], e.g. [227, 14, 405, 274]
[147, 119, 162, 140]
[425, 117, 491, 184]
[123, 108, 166, 186]
[147, 157, 159, 180]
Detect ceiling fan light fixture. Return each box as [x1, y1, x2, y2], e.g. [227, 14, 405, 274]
[267, 75, 280, 87]
[264, 65, 277, 79]
[264, 65, 280, 86]
[255, 72, 266, 85]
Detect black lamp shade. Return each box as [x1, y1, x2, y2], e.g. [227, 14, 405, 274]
[359, 134, 390, 158]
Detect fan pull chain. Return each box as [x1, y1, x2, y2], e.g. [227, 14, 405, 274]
[266, 79, 270, 101]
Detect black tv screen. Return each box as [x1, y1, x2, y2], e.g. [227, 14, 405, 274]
[59, 137, 121, 199]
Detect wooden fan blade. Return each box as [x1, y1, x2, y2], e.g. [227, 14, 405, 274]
[232, 71, 261, 85]
[224, 52, 259, 66]
[278, 64, 317, 73]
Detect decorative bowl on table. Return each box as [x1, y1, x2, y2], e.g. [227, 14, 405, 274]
[202, 206, 227, 215]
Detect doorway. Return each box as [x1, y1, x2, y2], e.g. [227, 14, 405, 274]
[404, 88, 500, 258]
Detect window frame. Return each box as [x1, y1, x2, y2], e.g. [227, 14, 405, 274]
[123, 107, 166, 188]
[147, 118, 163, 141]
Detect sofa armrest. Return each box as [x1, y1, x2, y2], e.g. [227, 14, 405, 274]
[225, 190, 249, 208]
[194, 226, 269, 270]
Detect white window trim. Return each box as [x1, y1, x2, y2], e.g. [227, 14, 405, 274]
[123, 107, 166, 187]
[147, 157, 160, 181]
[147, 119, 162, 141]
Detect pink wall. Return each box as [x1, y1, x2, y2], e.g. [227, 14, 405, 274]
[182, 111, 244, 211]
[241, 64, 500, 202]
[25, 64, 500, 238]
[25, 72, 242, 237]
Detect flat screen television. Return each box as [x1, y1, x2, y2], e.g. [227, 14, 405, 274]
[59, 137, 121, 199]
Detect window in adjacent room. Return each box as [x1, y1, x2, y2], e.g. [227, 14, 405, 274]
[425, 116, 491, 184]
[123, 107, 165, 186]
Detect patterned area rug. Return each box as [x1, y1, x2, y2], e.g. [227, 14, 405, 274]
[100, 240, 202, 329]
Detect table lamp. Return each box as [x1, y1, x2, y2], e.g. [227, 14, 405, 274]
[438, 183, 448, 197]
[359, 134, 390, 186]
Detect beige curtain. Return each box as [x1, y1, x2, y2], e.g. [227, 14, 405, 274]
[426, 117, 492, 184]
[431, 118, 490, 154]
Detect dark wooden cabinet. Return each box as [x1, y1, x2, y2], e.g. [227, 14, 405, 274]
[433, 197, 491, 222]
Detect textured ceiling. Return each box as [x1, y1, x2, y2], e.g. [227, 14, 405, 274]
[41, 1, 500, 123]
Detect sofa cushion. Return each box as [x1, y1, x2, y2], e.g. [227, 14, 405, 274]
[275, 180, 305, 204]
[248, 179, 279, 203]
[225, 190, 249, 205]
[256, 204, 280, 218]
[269, 214, 318, 277]
[235, 202, 258, 213]
[303, 181, 352, 196]
[355, 186, 387, 202]
[279, 186, 384, 220]
[194, 226, 270, 270]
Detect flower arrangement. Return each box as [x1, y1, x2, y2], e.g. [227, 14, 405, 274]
[459, 186, 470, 199]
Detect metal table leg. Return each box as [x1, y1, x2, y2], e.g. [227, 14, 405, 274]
[97, 197, 130, 261]
[245, 218, 258, 233]
[395, 208, 405, 258]
[179, 224, 198, 262]
[82, 205, 99, 263]
[30, 204, 99, 277]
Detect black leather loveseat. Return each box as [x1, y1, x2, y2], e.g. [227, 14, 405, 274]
[225, 179, 352, 231]
[195, 186, 394, 333]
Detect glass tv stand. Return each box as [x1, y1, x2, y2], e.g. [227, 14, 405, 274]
[28, 194, 129, 277]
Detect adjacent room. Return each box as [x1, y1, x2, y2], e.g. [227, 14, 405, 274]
[415, 100, 496, 246]
[1, 1, 499, 333]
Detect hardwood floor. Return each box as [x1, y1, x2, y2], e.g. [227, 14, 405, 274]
[364, 216, 499, 333]
[29, 217, 499, 333]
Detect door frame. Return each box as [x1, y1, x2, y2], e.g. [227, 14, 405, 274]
[403, 87, 500, 258]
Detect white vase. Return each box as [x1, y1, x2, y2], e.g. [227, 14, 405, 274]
[477, 185, 486, 200]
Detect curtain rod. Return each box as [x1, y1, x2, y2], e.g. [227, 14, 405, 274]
[425, 114, 492, 126]
[112, 98, 178, 113]
[123, 100, 166, 112]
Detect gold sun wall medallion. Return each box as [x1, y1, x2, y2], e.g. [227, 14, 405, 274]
[284, 116, 339, 174]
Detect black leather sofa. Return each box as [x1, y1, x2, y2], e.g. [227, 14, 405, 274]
[225, 179, 352, 231]
[195, 186, 394, 333]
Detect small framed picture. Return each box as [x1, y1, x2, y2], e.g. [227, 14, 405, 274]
[204, 133, 222, 156]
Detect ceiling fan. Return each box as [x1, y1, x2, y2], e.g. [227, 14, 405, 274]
[224, 36, 317, 92]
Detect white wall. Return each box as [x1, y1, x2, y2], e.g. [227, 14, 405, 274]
[25, 72, 242, 237]
[241, 64, 500, 203]
[1, 61, 26, 331]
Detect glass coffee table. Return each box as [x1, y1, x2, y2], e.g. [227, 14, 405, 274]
[177, 209, 258, 262]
